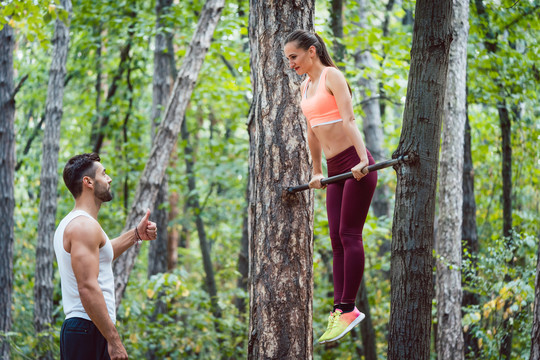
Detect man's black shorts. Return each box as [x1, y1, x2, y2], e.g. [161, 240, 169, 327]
[60, 317, 110, 360]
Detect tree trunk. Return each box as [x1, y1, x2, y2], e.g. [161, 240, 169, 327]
[235, 191, 249, 314]
[329, 0, 345, 65]
[91, 10, 136, 154]
[148, 0, 173, 279]
[435, 0, 468, 358]
[34, 2, 72, 358]
[0, 23, 15, 360]
[167, 189, 180, 270]
[90, 21, 102, 144]
[498, 101, 513, 359]
[462, 105, 480, 357]
[147, 14, 173, 350]
[112, 0, 224, 308]
[247, 1, 315, 359]
[355, 0, 390, 218]
[531, 245, 540, 360]
[356, 280, 377, 360]
[387, 0, 453, 359]
[166, 33, 180, 272]
[498, 103, 512, 240]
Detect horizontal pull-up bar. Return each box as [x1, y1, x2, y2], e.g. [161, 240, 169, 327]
[287, 155, 410, 194]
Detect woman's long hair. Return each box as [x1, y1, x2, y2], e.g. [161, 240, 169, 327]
[285, 30, 351, 94]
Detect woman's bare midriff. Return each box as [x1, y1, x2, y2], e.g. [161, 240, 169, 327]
[312, 122, 354, 159]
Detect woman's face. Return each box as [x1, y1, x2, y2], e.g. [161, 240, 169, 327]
[284, 42, 314, 75]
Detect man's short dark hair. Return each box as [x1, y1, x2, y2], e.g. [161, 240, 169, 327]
[63, 153, 101, 198]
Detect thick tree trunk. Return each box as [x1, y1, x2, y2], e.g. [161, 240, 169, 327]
[34, 3, 72, 357]
[462, 108, 480, 357]
[0, 24, 15, 360]
[247, 1, 315, 358]
[387, 0, 453, 359]
[112, 0, 224, 308]
[435, 0, 468, 358]
[531, 245, 540, 360]
[355, 0, 390, 218]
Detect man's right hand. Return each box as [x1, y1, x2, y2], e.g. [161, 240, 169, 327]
[309, 174, 326, 189]
[108, 340, 128, 360]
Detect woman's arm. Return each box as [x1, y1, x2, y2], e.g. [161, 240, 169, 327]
[307, 125, 323, 176]
[326, 68, 369, 179]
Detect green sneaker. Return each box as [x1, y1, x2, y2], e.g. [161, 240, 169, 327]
[317, 311, 337, 344]
[324, 307, 365, 343]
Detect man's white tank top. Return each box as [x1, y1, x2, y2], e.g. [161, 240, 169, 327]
[54, 210, 116, 323]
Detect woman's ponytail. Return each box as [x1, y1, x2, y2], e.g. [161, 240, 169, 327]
[313, 33, 337, 69]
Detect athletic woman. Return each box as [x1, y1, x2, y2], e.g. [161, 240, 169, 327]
[284, 30, 378, 344]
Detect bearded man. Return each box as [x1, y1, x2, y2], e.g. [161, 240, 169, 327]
[54, 153, 157, 360]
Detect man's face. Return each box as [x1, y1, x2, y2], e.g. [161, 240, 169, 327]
[92, 162, 113, 202]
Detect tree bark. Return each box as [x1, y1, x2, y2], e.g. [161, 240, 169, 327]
[498, 101, 514, 359]
[91, 10, 136, 154]
[531, 245, 540, 360]
[387, 0, 453, 359]
[34, 3, 72, 357]
[355, 0, 390, 219]
[462, 106, 480, 357]
[435, 0, 468, 358]
[356, 280, 377, 360]
[148, 0, 173, 279]
[147, 9, 175, 348]
[247, 1, 315, 359]
[330, 0, 345, 65]
[498, 103, 512, 240]
[0, 23, 15, 360]
[112, 0, 224, 308]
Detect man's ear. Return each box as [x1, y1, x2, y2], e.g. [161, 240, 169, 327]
[83, 176, 93, 188]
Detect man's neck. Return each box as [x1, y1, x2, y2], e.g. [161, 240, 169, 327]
[73, 196, 101, 220]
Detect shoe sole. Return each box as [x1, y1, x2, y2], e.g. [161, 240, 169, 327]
[325, 312, 365, 343]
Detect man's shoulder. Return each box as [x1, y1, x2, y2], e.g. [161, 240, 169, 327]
[64, 215, 104, 246]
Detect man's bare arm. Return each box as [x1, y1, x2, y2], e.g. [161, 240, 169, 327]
[67, 218, 128, 359]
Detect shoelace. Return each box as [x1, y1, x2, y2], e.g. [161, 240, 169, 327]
[325, 313, 336, 331]
[330, 311, 343, 330]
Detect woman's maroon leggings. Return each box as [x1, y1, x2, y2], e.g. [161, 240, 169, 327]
[326, 146, 377, 304]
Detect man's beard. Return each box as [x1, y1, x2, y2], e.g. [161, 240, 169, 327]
[95, 182, 113, 202]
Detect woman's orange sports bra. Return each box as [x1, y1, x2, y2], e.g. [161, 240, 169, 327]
[300, 67, 343, 128]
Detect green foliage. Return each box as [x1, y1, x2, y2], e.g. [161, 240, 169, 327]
[462, 233, 537, 359]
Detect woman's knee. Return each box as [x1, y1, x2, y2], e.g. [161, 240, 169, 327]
[338, 231, 363, 249]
